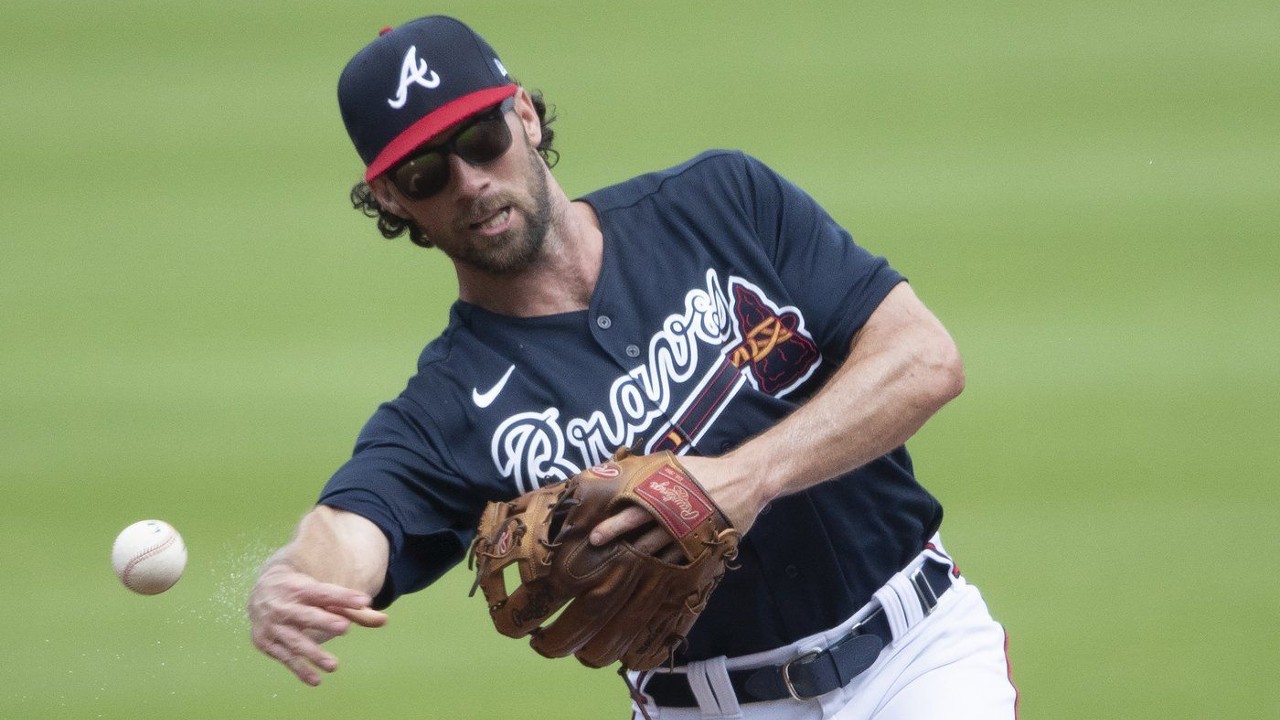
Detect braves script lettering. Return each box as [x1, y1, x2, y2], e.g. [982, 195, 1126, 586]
[492, 408, 580, 494]
[388, 46, 441, 109]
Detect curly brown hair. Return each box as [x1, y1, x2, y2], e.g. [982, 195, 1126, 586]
[350, 88, 558, 249]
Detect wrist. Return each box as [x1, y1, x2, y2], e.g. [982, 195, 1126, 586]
[259, 550, 306, 579]
[726, 444, 783, 510]
[709, 449, 777, 534]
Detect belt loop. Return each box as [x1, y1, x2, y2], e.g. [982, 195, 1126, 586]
[706, 656, 742, 718]
[686, 658, 744, 718]
[871, 583, 909, 640]
[686, 660, 716, 716]
[887, 572, 926, 629]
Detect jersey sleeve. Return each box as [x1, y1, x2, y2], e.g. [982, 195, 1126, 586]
[318, 395, 481, 609]
[739, 153, 905, 355]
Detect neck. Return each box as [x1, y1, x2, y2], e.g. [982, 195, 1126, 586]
[454, 187, 602, 318]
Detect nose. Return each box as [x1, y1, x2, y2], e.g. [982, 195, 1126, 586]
[446, 152, 491, 200]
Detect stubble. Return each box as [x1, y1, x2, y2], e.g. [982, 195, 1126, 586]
[442, 142, 554, 276]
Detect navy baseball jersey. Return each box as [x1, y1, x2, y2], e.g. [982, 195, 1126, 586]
[320, 150, 944, 661]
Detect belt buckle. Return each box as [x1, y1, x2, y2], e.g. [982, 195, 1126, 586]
[779, 648, 823, 702]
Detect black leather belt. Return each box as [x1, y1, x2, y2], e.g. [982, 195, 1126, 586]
[639, 557, 955, 706]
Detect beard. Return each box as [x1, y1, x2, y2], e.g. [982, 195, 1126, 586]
[437, 142, 554, 276]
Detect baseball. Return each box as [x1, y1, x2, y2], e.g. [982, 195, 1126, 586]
[111, 519, 187, 595]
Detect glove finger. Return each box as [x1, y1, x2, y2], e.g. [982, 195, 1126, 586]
[573, 568, 671, 668]
[491, 582, 571, 638]
[529, 564, 640, 659]
[623, 617, 685, 669]
[622, 596, 695, 670]
[622, 568, 710, 669]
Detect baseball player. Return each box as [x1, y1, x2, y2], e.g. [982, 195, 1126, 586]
[246, 15, 1019, 720]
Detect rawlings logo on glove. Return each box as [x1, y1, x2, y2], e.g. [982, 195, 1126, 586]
[635, 470, 715, 535]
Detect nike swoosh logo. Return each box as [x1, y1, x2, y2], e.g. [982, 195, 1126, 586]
[472, 364, 516, 409]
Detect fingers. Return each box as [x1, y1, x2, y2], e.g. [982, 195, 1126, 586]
[589, 505, 650, 546]
[331, 605, 389, 628]
[628, 524, 683, 563]
[590, 508, 683, 562]
[246, 564, 384, 685]
[256, 627, 340, 686]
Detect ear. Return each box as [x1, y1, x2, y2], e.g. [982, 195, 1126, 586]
[514, 87, 543, 148]
[369, 176, 410, 218]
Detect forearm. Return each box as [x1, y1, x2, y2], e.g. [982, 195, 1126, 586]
[264, 505, 390, 598]
[750, 287, 961, 498]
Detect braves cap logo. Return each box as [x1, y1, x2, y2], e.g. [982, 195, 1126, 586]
[388, 45, 441, 109]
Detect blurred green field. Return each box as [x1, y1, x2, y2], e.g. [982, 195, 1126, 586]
[2, 0, 1277, 717]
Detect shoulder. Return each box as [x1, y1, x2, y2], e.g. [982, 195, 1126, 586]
[395, 306, 495, 416]
[581, 150, 779, 212]
[355, 323, 485, 462]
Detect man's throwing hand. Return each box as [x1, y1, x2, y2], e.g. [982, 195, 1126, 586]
[246, 562, 388, 686]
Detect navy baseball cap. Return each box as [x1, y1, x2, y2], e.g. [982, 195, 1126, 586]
[338, 16, 518, 182]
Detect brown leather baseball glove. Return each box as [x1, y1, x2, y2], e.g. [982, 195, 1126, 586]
[469, 448, 740, 670]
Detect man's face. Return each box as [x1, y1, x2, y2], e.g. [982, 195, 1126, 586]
[380, 98, 554, 275]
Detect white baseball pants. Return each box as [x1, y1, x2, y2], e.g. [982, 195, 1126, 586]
[627, 538, 1019, 720]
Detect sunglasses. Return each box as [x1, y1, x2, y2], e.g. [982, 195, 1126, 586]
[390, 97, 517, 200]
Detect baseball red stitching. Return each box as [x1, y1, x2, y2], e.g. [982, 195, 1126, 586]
[121, 531, 178, 592]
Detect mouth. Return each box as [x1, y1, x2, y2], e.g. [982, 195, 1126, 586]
[469, 206, 513, 235]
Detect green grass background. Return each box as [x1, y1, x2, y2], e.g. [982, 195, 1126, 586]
[2, 1, 1277, 717]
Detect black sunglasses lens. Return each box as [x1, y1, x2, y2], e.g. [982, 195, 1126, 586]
[391, 101, 514, 200]
[394, 152, 448, 200]
[454, 115, 513, 166]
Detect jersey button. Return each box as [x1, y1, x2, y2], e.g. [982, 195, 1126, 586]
[625, 344, 641, 358]
[596, 315, 612, 330]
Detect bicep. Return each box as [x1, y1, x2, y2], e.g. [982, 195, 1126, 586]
[852, 283, 942, 347]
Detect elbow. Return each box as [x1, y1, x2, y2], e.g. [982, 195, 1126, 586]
[921, 332, 965, 408]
